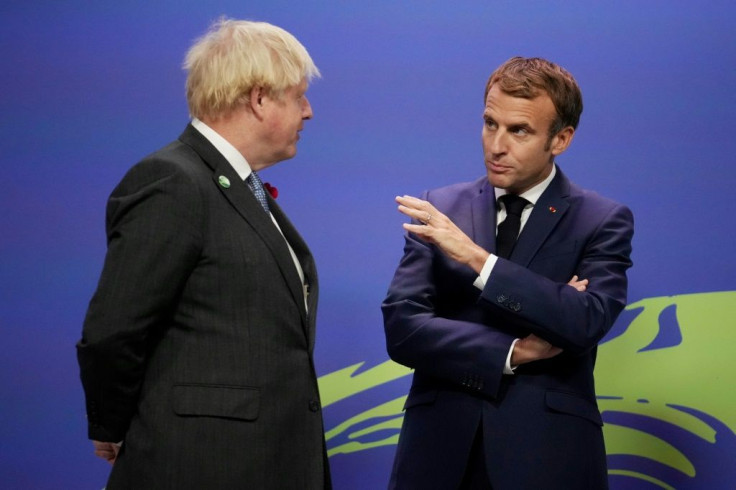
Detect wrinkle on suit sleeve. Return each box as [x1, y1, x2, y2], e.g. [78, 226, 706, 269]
[479, 202, 634, 355]
[382, 192, 515, 400]
[77, 157, 203, 441]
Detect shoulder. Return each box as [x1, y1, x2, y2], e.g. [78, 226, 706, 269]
[113, 138, 209, 197]
[553, 167, 630, 216]
[561, 176, 634, 232]
[570, 181, 631, 215]
[424, 176, 488, 207]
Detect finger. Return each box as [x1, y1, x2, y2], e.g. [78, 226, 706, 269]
[395, 196, 425, 214]
[403, 222, 434, 238]
[396, 195, 440, 215]
[95, 448, 113, 460]
[398, 205, 435, 225]
[395, 195, 425, 207]
[110, 446, 120, 464]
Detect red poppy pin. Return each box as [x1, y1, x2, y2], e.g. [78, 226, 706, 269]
[549, 206, 557, 213]
[264, 183, 278, 199]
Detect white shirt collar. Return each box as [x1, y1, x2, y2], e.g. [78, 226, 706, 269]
[190, 121, 308, 307]
[191, 118, 253, 181]
[494, 164, 557, 206]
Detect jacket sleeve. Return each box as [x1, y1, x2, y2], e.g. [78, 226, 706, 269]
[479, 202, 634, 355]
[382, 194, 515, 400]
[76, 158, 202, 441]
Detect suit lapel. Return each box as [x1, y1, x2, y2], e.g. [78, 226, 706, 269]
[471, 178, 497, 253]
[511, 166, 571, 266]
[179, 125, 310, 330]
[269, 198, 318, 344]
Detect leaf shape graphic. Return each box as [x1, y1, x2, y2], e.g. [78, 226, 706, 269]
[597, 291, 736, 439]
[317, 291, 736, 488]
[597, 291, 736, 487]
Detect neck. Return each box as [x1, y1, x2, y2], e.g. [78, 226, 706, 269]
[202, 110, 268, 171]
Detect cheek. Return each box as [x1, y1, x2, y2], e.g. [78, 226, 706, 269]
[481, 133, 493, 154]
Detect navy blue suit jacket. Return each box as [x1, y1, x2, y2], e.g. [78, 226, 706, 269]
[382, 167, 634, 489]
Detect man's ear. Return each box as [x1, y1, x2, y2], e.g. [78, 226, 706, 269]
[550, 126, 575, 156]
[248, 86, 265, 117]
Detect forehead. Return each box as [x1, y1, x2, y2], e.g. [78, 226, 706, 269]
[293, 78, 308, 93]
[484, 85, 556, 126]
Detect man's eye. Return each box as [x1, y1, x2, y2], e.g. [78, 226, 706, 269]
[484, 119, 496, 129]
[512, 127, 528, 135]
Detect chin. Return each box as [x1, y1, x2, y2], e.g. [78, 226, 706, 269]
[487, 173, 509, 189]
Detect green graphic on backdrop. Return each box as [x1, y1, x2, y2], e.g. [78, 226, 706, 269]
[320, 357, 410, 455]
[596, 291, 736, 487]
[318, 291, 736, 486]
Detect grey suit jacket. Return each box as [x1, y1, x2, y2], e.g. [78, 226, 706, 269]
[77, 125, 330, 489]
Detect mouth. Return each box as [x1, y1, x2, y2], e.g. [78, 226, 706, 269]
[487, 161, 511, 173]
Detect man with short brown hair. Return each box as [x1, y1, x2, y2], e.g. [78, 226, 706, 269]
[383, 56, 633, 489]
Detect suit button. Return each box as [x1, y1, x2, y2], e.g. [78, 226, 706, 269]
[309, 400, 321, 412]
[497, 294, 507, 303]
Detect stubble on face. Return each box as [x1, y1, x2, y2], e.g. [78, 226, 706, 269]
[482, 85, 559, 194]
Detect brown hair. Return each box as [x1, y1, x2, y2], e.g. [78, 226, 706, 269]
[485, 57, 583, 135]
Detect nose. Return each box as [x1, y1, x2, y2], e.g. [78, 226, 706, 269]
[484, 127, 506, 155]
[302, 96, 313, 120]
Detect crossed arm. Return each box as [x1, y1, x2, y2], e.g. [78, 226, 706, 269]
[395, 194, 582, 366]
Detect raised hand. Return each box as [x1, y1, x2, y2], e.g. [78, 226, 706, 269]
[396, 195, 489, 274]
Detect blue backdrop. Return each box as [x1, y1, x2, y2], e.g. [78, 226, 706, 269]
[2, 1, 735, 488]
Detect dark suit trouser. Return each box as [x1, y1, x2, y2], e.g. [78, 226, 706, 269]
[459, 424, 492, 489]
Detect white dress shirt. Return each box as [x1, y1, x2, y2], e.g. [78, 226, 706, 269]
[191, 118, 308, 311]
[473, 165, 557, 373]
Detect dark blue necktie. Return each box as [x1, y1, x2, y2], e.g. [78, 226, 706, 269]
[496, 194, 529, 258]
[246, 172, 270, 213]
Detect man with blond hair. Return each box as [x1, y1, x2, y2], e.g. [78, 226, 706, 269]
[77, 19, 330, 489]
[383, 57, 633, 489]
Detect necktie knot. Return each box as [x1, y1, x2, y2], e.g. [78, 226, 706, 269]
[500, 194, 529, 217]
[246, 172, 270, 213]
[496, 194, 529, 259]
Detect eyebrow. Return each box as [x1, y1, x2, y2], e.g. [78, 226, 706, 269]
[483, 113, 536, 133]
[509, 122, 535, 133]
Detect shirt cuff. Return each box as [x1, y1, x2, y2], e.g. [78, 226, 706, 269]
[504, 338, 520, 375]
[473, 253, 498, 290]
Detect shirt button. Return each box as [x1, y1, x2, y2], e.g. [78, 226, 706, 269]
[309, 400, 321, 412]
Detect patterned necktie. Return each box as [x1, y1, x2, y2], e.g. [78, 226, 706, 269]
[496, 194, 529, 259]
[246, 172, 270, 213]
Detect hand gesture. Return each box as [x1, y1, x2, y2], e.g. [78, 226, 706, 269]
[396, 195, 489, 273]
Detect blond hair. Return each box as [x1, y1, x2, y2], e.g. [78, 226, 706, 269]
[184, 18, 320, 120]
